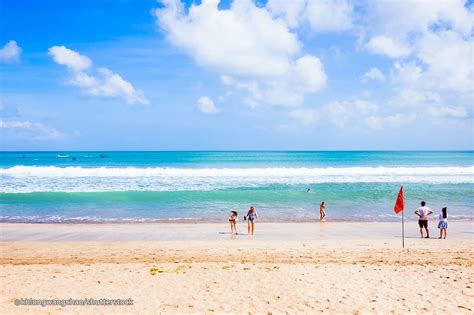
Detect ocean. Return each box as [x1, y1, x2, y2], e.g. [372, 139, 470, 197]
[0, 151, 472, 223]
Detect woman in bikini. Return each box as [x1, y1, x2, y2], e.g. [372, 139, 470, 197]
[320, 201, 326, 221]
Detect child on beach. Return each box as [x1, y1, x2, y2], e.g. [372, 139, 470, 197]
[245, 206, 258, 235]
[438, 207, 448, 239]
[229, 211, 238, 235]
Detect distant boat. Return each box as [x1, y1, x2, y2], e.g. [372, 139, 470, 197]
[72, 157, 77, 161]
[100, 154, 107, 158]
[57, 154, 69, 158]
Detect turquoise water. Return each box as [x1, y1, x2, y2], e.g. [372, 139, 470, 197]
[0, 151, 472, 222]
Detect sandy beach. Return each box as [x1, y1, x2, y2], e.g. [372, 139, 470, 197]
[0, 222, 473, 314]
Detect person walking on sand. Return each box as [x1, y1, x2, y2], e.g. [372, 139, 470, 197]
[319, 201, 326, 221]
[245, 206, 258, 235]
[229, 211, 238, 235]
[414, 201, 433, 238]
[438, 207, 448, 239]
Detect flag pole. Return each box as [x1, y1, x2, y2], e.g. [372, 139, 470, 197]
[402, 205, 405, 248]
[394, 185, 405, 249]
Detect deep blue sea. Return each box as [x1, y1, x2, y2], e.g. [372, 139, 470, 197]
[0, 151, 472, 223]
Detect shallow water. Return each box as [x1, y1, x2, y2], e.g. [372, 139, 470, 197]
[1, 151, 472, 223]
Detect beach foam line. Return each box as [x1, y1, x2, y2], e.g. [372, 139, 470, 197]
[1, 165, 473, 178]
[1, 214, 472, 224]
[1, 166, 472, 192]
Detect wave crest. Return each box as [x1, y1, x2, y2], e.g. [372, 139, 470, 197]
[2, 165, 473, 178]
[0, 165, 472, 193]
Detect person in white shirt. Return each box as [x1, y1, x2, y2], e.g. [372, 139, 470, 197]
[414, 201, 433, 238]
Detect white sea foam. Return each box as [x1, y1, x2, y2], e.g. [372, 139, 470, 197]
[0, 165, 472, 193]
[2, 165, 473, 178]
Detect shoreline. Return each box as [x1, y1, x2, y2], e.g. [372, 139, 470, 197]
[1, 221, 472, 242]
[1, 216, 472, 225]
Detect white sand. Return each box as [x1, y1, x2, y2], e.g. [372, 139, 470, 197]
[1, 222, 473, 314]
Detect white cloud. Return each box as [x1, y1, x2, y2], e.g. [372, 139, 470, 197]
[363, 67, 385, 82]
[86, 68, 149, 105]
[0, 119, 62, 140]
[266, 0, 306, 29]
[48, 46, 149, 105]
[153, 0, 472, 126]
[321, 98, 379, 127]
[304, 0, 353, 32]
[417, 30, 474, 92]
[220, 75, 262, 100]
[287, 98, 380, 129]
[389, 88, 441, 108]
[197, 96, 218, 114]
[264, 55, 326, 106]
[427, 106, 469, 119]
[365, 0, 473, 40]
[365, 113, 416, 130]
[364, 0, 474, 93]
[361, 0, 474, 123]
[48, 45, 91, 72]
[390, 61, 423, 86]
[267, 0, 353, 32]
[154, 0, 300, 78]
[154, 0, 326, 107]
[0, 40, 21, 63]
[366, 36, 411, 58]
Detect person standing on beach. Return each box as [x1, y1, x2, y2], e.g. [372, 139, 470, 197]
[414, 201, 433, 238]
[438, 207, 448, 239]
[229, 211, 238, 235]
[319, 201, 326, 221]
[246, 206, 258, 235]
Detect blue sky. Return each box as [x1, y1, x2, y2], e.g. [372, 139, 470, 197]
[1, 0, 473, 150]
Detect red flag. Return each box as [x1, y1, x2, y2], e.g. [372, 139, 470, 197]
[394, 186, 404, 214]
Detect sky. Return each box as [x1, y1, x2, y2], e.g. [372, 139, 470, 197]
[0, 0, 473, 151]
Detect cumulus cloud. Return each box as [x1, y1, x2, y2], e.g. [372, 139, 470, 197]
[363, 67, 385, 82]
[267, 0, 353, 32]
[154, 0, 299, 78]
[0, 40, 21, 63]
[417, 30, 474, 92]
[153, 0, 471, 125]
[154, 0, 326, 107]
[197, 96, 218, 113]
[48, 45, 91, 72]
[361, 0, 474, 122]
[364, 1, 474, 92]
[0, 119, 63, 140]
[365, 36, 410, 58]
[48, 46, 149, 105]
